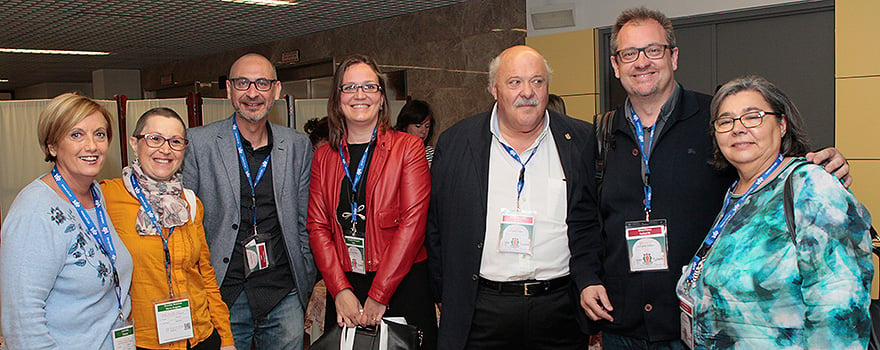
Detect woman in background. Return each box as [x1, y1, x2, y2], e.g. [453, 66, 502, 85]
[305, 116, 330, 149]
[394, 99, 435, 165]
[308, 54, 436, 349]
[101, 107, 234, 349]
[1, 93, 133, 349]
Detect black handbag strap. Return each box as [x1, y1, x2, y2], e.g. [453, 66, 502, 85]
[782, 162, 808, 245]
[593, 109, 616, 192]
[784, 162, 879, 252]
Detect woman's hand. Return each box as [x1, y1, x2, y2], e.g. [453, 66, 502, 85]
[334, 289, 363, 328]
[360, 297, 387, 326]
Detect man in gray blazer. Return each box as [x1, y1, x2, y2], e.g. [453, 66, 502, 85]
[183, 53, 315, 350]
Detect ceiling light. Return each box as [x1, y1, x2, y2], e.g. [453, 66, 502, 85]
[0, 48, 110, 56]
[221, 0, 298, 6]
[0, 79, 8, 83]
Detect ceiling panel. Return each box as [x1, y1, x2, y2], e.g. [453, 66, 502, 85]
[0, 0, 465, 90]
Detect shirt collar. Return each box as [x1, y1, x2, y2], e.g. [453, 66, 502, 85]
[239, 121, 274, 152]
[488, 103, 551, 154]
[624, 82, 682, 124]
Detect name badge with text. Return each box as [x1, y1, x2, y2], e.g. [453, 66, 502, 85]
[498, 209, 536, 255]
[625, 219, 669, 272]
[154, 296, 194, 344]
[112, 323, 136, 350]
[345, 236, 366, 274]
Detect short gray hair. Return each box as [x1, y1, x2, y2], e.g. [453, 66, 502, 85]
[709, 75, 811, 170]
[610, 7, 676, 54]
[486, 50, 554, 93]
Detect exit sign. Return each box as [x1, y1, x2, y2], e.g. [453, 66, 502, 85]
[281, 50, 300, 64]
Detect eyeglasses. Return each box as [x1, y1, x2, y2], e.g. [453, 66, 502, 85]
[614, 44, 674, 63]
[135, 133, 189, 151]
[339, 83, 381, 94]
[228, 78, 277, 91]
[713, 110, 782, 133]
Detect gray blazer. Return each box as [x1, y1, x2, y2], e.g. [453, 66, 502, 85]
[183, 115, 316, 306]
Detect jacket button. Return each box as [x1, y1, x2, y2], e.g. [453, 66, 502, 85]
[223, 257, 229, 263]
[367, 260, 372, 265]
[472, 274, 478, 281]
[644, 303, 653, 312]
[632, 148, 639, 157]
[476, 242, 483, 249]
[232, 224, 238, 230]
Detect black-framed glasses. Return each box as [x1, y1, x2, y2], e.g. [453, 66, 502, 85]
[713, 110, 782, 133]
[614, 44, 674, 63]
[339, 83, 381, 94]
[228, 78, 278, 91]
[135, 133, 188, 151]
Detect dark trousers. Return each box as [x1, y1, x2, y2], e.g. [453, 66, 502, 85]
[602, 332, 687, 350]
[324, 261, 438, 350]
[466, 284, 588, 350]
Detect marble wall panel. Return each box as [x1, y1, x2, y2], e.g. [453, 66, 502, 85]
[142, 0, 526, 139]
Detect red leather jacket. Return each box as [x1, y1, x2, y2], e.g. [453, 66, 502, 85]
[307, 129, 430, 305]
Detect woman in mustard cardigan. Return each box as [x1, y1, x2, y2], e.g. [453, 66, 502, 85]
[101, 108, 234, 350]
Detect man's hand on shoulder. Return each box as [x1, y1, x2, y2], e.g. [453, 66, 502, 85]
[806, 147, 852, 188]
[580, 285, 614, 322]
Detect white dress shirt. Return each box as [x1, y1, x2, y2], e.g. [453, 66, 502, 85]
[479, 104, 570, 282]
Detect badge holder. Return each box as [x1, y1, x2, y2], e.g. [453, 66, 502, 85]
[674, 265, 695, 349]
[153, 293, 194, 344]
[345, 236, 366, 274]
[498, 208, 536, 255]
[625, 219, 669, 272]
[679, 294, 695, 349]
[112, 317, 136, 350]
[243, 233, 272, 277]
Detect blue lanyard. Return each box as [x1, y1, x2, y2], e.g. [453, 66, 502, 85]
[339, 127, 377, 233]
[497, 135, 543, 210]
[129, 174, 176, 297]
[51, 166, 123, 315]
[630, 106, 656, 220]
[684, 154, 784, 288]
[232, 117, 271, 230]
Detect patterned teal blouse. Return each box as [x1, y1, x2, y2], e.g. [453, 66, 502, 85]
[686, 158, 873, 349]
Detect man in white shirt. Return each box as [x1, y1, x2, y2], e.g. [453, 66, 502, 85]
[426, 45, 601, 350]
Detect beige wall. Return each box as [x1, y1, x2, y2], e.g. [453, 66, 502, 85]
[836, 0, 880, 228]
[526, 29, 598, 121]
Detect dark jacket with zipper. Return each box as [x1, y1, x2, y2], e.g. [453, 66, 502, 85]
[588, 87, 735, 341]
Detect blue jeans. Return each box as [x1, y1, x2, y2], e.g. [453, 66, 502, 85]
[602, 332, 687, 350]
[229, 290, 304, 350]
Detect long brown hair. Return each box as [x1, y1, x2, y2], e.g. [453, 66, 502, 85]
[327, 54, 391, 150]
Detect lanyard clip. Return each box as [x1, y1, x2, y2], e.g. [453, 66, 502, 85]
[645, 209, 651, 221]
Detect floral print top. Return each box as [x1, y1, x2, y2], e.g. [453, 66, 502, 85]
[1, 179, 132, 350]
[685, 158, 873, 349]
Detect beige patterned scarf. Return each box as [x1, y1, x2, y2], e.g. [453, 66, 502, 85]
[122, 159, 189, 236]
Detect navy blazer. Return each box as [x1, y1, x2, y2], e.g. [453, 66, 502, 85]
[425, 109, 601, 350]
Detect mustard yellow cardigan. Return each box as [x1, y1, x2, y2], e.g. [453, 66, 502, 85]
[100, 178, 233, 349]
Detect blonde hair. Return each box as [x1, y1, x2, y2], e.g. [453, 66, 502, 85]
[38, 93, 113, 162]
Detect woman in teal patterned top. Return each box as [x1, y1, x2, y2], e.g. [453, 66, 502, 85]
[676, 76, 873, 349]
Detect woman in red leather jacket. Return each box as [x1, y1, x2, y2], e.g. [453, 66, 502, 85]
[307, 54, 436, 349]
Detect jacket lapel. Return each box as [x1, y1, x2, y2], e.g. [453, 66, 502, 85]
[270, 123, 288, 199]
[218, 116, 242, 208]
[549, 112, 575, 197]
[366, 129, 390, 193]
[467, 114, 492, 213]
